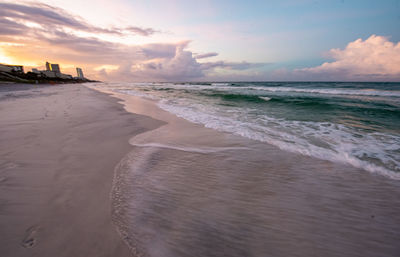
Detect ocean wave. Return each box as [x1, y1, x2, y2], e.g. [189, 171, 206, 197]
[259, 96, 271, 101]
[101, 82, 400, 179]
[124, 82, 400, 98]
[211, 83, 231, 86]
[158, 99, 400, 179]
[248, 86, 400, 97]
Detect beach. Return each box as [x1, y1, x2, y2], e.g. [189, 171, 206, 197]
[94, 83, 400, 257]
[1, 82, 400, 257]
[1, 0, 399, 256]
[0, 83, 163, 257]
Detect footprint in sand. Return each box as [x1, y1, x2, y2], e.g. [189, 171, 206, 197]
[21, 226, 40, 248]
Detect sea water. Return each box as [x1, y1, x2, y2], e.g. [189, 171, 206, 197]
[103, 82, 400, 179]
[94, 82, 400, 257]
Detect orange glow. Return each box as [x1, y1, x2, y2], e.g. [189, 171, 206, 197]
[0, 47, 16, 64]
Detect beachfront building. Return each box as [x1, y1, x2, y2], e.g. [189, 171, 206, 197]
[46, 61, 61, 73]
[76, 67, 84, 78]
[33, 62, 73, 79]
[51, 64, 60, 73]
[0, 63, 24, 73]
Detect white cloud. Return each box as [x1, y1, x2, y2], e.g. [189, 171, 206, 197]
[297, 35, 400, 81]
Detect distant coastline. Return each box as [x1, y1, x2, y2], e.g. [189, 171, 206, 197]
[0, 62, 99, 84]
[0, 73, 99, 84]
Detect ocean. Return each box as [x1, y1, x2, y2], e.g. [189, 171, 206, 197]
[103, 81, 400, 179]
[93, 82, 400, 257]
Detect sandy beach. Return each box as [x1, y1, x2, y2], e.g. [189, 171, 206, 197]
[0, 83, 163, 257]
[1, 82, 399, 257]
[1, 1, 399, 256]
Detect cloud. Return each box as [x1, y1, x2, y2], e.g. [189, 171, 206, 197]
[0, 2, 265, 81]
[195, 52, 218, 59]
[103, 42, 203, 81]
[205, 61, 268, 70]
[0, 17, 27, 35]
[297, 35, 400, 81]
[140, 42, 190, 59]
[0, 2, 158, 37]
[125, 26, 158, 36]
[103, 45, 269, 81]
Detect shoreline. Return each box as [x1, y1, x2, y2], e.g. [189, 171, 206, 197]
[89, 82, 400, 180]
[1, 83, 399, 256]
[89, 83, 400, 257]
[0, 83, 163, 257]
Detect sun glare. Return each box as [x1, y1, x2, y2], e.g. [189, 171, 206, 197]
[0, 49, 14, 65]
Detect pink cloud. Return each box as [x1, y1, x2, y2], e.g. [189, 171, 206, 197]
[103, 43, 269, 81]
[298, 35, 400, 81]
[0, 2, 265, 82]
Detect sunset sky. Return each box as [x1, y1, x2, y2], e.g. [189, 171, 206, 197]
[1, 0, 399, 81]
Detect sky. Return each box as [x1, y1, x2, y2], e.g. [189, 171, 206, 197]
[0, 0, 399, 81]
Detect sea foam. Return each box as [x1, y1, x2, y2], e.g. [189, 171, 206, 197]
[105, 82, 400, 179]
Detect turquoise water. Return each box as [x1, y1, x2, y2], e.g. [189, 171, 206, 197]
[104, 82, 400, 179]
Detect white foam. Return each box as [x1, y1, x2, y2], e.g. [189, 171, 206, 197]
[158, 99, 400, 180]
[248, 86, 400, 97]
[104, 82, 400, 180]
[211, 83, 231, 86]
[119, 82, 400, 98]
[259, 96, 271, 101]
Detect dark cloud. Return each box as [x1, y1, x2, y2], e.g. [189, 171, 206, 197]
[140, 43, 184, 59]
[125, 26, 158, 36]
[201, 61, 268, 70]
[0, 2, 158, 37]
[195, 52, 218, 59]
[224, 61, 268, 70]
[0, 3, 90, 30]
[0, 18, 28, 35]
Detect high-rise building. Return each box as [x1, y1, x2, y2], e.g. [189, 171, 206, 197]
[50, 64, 60, 73]
[76, 67, 84, 78]
[45, 62, 61, 73]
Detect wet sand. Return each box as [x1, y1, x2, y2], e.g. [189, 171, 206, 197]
[0, 84, 163, 257]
